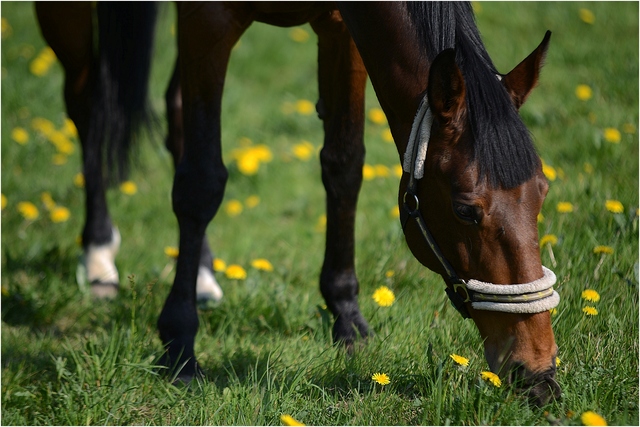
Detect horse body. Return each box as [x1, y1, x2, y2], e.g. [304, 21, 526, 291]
[36, 1, 560, 406]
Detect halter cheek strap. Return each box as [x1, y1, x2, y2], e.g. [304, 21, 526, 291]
[400, 95, 560, 318]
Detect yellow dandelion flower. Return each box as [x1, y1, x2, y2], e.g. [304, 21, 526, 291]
[62, 118, 78, 138]
[292, 141, 315, 161]
[213, 258, 227, 272]
[289, 27, 309, 43]
[605, 199, 623, 213]
[236, 151, 261, 175]
[480, 371, 501, 387]
[119, 181, 137, 195]
[393, 164, 403, 178]
[17, 201, 39, 220]
[11, 127, 29, 145]
[390, 205, 400, 219]
[575, 84, 593, 101]
[295, 99, 315, 116]
[40, 192, 56, 211]
[280, 414, 305, 426]
[50, 206, 70, 223]
[374, 164, 390, 178]
[225, 264, 247, 280]
[251, 258, 273, 272]
[225, 199, 243, 217]
[368, 108, 387, 125]
[581, 289, 600, 303]
[555, 357, 561, 367]
[164, 246, 179, 258]
[52, 154, 68, 165]
[603, 128, 621, 144]
[363, 164, 376, 181]
[73, 173, 85, 188]
[450, 353, 470, 367]
[250, 144, 273, 162]
[556, 202, 574, 213]
[537, 212, 544, 223]
[540, 234, 558, 247]
[1, 193, 7, 210]
[372, 285, 395, 307]
[29, 47, 56, 77]
[581, 411, 607, 426]
[623, 123, 636, 134]
[550, 308, 558, 316]
[385, 270, 395, 278]
[578, 8, 595, 24]
[315, 214, 327, 233]
[593, 245, 614, 255]
[472, 1, 482, 14]
[31, 117, 55, 136]
[542, 163, 557, 181]
[582, 306, 598, 316]
[381, 128, 394, 143]
[371, 372, 390, 385]
[245, 195, 260, 208]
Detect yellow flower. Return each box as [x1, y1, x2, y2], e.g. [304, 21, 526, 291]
[581, 411, 607, 426]
[593, 245, 614, 255]
[18, 201, 39, 220]
[393, 164, 403, 178]
[236, 151, 260, 175]
[1, 193, 6, 210]
[581, 289, 601, 303]
[450, 353, 470, 367]
[280, 414, 305, 426]
[119, 181, 137, 195]
[480, 371, 501, 387]
[251, 258, 273, 272]
[362, 164, 376, 181]
[213, 258, 227, 272]
[582, 306, 598, 316]
[31, 117, 55, 136]
[50, 206, 70, 223]
[556, 202, 574, 213]
[225, 264, 247, 280]
[372, 285, 395, 307]
[537, 213, 544, 223]
[315, 214, 327, 233]
[371, 372, 390, 385]
[1, 17, 12, 39]
[540, 234, 558, 247]
[368, 108, 387, 125]
[385, 270, 395, 278]
[555, 356, 561, 367]
[603, 128, 621, 144]
[225, 199, 243, 217]
[29, 47, 57, 77]
[374, 164, 390, 178]
[164, 246, 179, 258]
[40, 192, 56, 211]
[542, 163, 557, 181]
[550, 307, 558, 316]
[288, 27, 309, 43]
[575, 84, 593, 101]
[605, 199, 623, 213]
[583, 162, 594, 174]
[389, 205, 400, 219]
[62, 118, 78, 138]
[292, 141, 315, 161]
[381, 128, 394, 143]
[52, 154, 68, 165]
[232, 144, 273, 175]
[48, 131, 75, 154]
[295, 99, 315, 116]
[73, 173, 85, 188]
[11, 127, 29, 145]
[578, 8, 595, 24]
[245, 195, 260, 209]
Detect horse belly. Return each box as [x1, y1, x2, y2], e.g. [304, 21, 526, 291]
[250, 1, 336, 27]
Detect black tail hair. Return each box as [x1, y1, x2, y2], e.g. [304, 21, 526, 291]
[91, 2, 159, 184]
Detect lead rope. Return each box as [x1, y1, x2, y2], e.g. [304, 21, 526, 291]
[401, 95, 559, 317]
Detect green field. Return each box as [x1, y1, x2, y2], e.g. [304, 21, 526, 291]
[1, 2, 638, 425]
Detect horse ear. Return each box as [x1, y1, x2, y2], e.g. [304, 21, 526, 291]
[502, 31, 551, 109]
[427, 48, 466, 128]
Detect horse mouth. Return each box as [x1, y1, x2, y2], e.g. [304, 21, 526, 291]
[509, 363, 562, 406]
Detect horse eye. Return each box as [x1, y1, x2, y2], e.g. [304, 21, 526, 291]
[453, 202, 480, 224]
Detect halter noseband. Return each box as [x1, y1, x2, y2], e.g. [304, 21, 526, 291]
[400, 95, 559, 319]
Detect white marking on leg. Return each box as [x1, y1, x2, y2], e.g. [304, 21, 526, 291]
[84, 227, 121, 285]
[196, 266, 223, 302]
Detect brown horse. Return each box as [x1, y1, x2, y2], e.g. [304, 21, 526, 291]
[36, 2, 560, 406]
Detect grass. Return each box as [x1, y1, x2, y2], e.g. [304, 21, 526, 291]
[1, 2, 638, 425]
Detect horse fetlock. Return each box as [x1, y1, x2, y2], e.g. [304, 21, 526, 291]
[196, 265, 223, 302]
[82, 227, 121, 297]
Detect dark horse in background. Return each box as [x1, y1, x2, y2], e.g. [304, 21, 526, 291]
[36, 2, 561, 406]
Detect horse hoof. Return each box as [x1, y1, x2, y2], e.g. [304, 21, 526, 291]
[90, 282, 119, 299]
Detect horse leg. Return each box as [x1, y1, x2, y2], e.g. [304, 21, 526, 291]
[157, 3, 251, 379]
[35, 2, 119, 298]
[311, 12, 369, 348]
[164, 57, 223, 303]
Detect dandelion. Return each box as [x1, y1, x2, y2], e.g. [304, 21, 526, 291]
[1, 193, 6, 210]
[581, 411, 607, 426]
[251, 258, 273, 272]
[371, 372, 390, 385]
[225, 264, 247, 280]
[389, 205, 400, 219]
[373, 164, 390, 178]
[31, 117, 55, 136]
[73, 173, 85, 188]
[120, 181, 137, 195]
[362, 164, 376, 181]
[556, 202, 574, 213]
[62, 118, 78, 138]
[11, 127, 29, 145]
[225, 199, 243, 217]
[245, 195, 260, 209]
[480, 371, 501, 387]
[17, 201, 39, 220]
[603, 128, 621, 144]
[368, 108, 387, 125]
[555, 357, 561, 367]
[381, 128, 394, 143]
[213, 258, 227, 272]
[540, 234, 558, 247]
[393, 164, 403, 178]
[581, 289, 601, 303]
[593, 245, 614, 255]
[605, 199, 623, 213]
[41, 192, 56, 211]
[29, 46, 57, 77]
[578, 8, 595, 24]
[236, 151, 260, 175]
[575, 84, 593, 101]
[372, 285, 395, 307]
[550, 308, 558, 316]
[542, 163, 557, 181]
[280, 414, 305, 426]
[582, 306, 598, 316]
[315, 214, 326, 233]
[289, 27, 309, 43]
[537, 213, 544, 223]
[52, 154, 67, 165]
[292, 141, 315, 161]
[50, 206, 70, 223]
[385, 270, 395, 278]
[164, 246, 179, 258]
[295, 99, 315, 116]
[450, 353, 470, 367]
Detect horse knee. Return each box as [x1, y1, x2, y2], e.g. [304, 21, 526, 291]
[172, 163, 228, 226]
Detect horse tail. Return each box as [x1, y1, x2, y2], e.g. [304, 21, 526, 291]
[92, 2, 159, 184]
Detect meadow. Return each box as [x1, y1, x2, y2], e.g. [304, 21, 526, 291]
[1, 2, 638, 425]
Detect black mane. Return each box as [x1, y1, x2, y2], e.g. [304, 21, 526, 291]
[405, 1, 540, 189]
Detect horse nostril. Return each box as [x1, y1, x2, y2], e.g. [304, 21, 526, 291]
[509, 364, 562, 407]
